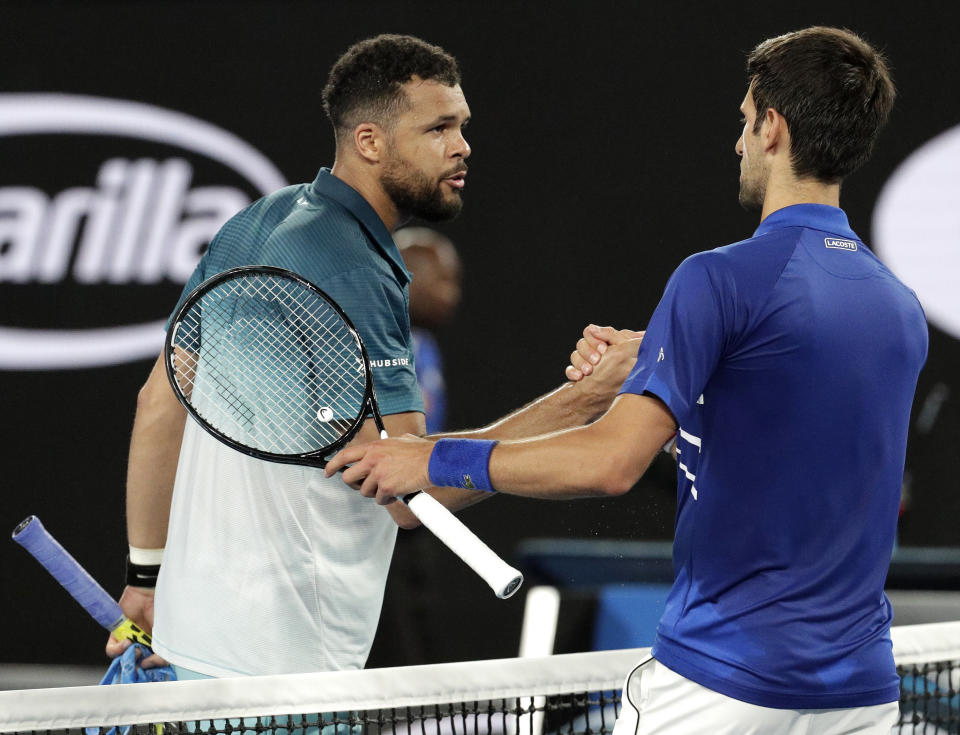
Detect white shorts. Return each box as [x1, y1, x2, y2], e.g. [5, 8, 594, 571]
[611, 656, 900, 735]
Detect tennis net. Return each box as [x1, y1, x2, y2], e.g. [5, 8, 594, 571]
[2, 622, 958, 734]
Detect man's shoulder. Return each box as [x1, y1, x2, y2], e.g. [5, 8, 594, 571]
[230, 183, 364, 239]
[222, 183, 371, 255]
[691, 229, 801, 278]
[666, 231, 801, 305]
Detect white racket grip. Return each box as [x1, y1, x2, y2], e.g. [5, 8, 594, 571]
[403, 492, 523, 599]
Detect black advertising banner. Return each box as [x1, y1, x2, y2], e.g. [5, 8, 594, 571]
[1, 1, 958, 667]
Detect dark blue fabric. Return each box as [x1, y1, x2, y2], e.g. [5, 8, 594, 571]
[412, 328, 446, 434]
[428, 438, 498, 491]
[620, 204, 928, 708]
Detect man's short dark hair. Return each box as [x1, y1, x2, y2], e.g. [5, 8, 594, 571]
[747, 26, 895, 183]
[322, 34, 461, 139]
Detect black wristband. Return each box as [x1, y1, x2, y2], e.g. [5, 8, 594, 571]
[125, 555, 160, 588]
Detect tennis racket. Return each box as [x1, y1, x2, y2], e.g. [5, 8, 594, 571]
[164, 265, 523, 599]
[12, 515, 152, 645]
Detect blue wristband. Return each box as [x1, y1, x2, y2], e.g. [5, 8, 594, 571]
[428, 438, 499, 492]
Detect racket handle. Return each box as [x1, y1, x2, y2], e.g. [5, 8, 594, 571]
[12, 516, 153, 645]
[402, 492, 524, 599]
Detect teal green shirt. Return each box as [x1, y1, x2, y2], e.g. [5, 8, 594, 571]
[173, 168, 424, 417]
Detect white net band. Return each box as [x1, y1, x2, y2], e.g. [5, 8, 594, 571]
[0, 648, 638, 731]
[2, 622, 958, 733]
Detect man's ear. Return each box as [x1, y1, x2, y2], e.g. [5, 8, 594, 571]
[762, 107, 788, 154]
[353, 123, 388, 164]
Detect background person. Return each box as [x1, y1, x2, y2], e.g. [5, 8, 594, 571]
[330, 27, 924, 733]
[396, 226, 463, 433]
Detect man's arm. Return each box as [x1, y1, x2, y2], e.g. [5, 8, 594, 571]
[566, 325, 678, 460]
[327, 392, 677, 504]
[388, 330, 643, 516]
[126, 354, 186, 547]
[459, 326, 643, 440]
[105, 353, 186, 665]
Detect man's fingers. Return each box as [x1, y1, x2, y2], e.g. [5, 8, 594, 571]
[570, 348, 592, 376]
[105, 635, 131, 658]
[359, 470, 380, 499]
[565, 364, 584, 382]
[581, 326, 612, 354]
[340, 457, 371, 488]
[325, 445, 366, 476]
[376, 488, 398, 506]
[587, 324, 636, 346]
[140, 652, 169, 669]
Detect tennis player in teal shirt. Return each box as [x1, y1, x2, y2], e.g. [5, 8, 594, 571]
[110, 34, 630, 687]
[113, 34, 472, 681]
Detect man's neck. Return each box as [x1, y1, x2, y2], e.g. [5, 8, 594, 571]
[761, 175, 841, 221]
[330, 160, 400, 233]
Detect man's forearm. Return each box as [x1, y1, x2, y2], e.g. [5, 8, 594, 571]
[415, 343, 636, 512]
[125, 355, 187, 549]
[435, 335, 639, 442]
[464, 382, 604, 440]
[418, 381, 612, 511]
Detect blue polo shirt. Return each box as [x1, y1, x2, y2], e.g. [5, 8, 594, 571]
[620, 204, 927, 708]
[172, 168, 423, 417]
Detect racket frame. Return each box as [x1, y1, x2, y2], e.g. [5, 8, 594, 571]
[164, 265, 385, 468]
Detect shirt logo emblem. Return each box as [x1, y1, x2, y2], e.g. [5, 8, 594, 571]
[824, 237, 858, 251]
[657, 347, 665, 363]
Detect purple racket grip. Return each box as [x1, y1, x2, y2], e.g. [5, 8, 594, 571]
[12, 515, 124, 632]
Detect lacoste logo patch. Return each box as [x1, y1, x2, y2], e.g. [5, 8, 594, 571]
[824, 237, 858, 251]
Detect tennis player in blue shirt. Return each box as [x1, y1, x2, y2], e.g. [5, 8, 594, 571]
[330, 27, 926, 733]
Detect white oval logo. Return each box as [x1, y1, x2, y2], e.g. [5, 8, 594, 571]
[873, 124, 960, 341]
[0, 93, 288, 370]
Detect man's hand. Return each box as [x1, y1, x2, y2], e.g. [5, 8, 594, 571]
[566, 325, 644, 381]
[326, 434, 434, 505]
[105, 585, 169, 669]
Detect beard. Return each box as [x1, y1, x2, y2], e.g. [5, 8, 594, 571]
[737, 152, 768, 212]
[381, 156, 465, 222]
[738, 169, 768, 212]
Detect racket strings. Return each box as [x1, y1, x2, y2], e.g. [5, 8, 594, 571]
[178, 308, 261, 429]
[190, 287, 361, 451]
[171, 274, 369, 455]
[274, 289, 369, 408]
[223, 277, 367, 443]
[252, 280, 369, 425]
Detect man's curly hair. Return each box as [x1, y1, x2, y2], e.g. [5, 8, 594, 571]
[322, 34, 461, 139]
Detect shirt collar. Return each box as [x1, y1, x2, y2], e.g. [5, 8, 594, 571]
[753, 204, 858, 240]
[309, 168, 411, 285]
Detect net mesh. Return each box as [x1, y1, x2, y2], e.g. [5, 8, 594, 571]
[2, 623, 958, 735]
